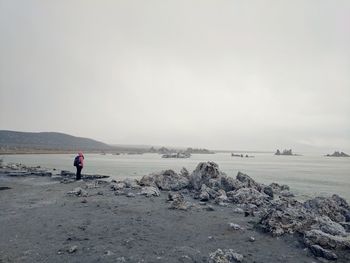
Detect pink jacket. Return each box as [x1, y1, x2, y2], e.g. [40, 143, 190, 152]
[78, 152, 84, 167]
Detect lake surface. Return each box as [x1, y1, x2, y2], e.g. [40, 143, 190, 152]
[2, 153, 350, 201]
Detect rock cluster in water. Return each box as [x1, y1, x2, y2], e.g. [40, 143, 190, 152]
[326, 151, 350, 157]
[275, 149, 295, 155]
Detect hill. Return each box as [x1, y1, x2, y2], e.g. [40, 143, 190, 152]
[0, 130, 111, 152]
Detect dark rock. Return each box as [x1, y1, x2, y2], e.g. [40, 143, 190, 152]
[220, 176, 242, 192]
[339, 222, 350, 232]
[263, 186, 274, 198]
[236, 172, 262, 191]
[326, 151, 350, 157]
[312, 216, 347, 236]
[304, 195, 350, 222]
[275, 149, 294, 156]
[309, 245, 337, 260]
[179, 167, 190, 178]
[82, 174, 109, 180]
[259, 199, 315, 236]
[304, 229, 350, 250]
[199, 191, 210, 201]
[206, 205, 215, 211]
[61, 170, 74, 176]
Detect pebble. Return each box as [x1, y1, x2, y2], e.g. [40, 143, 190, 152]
[232, 207, 244, 214]
[68, 245, 78, 253]
[206, 205, 215, 211]
[249, 236, 255, 242]
[229, 223, 243, 230]
[127, 192, 136, 198]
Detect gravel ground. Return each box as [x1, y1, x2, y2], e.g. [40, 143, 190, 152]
[0, 174, 333, 263]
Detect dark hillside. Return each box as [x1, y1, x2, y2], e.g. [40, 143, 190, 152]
[0, 130, 111, 151]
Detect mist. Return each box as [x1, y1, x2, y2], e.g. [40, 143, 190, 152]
[1, 0, 349, 152]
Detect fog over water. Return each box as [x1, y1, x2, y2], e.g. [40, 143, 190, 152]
[1, 0, 349, 152]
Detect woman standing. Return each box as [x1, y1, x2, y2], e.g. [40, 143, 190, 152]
[73, 151, 84, 180]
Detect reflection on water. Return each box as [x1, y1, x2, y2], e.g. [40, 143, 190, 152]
[2, 153, 350, 201]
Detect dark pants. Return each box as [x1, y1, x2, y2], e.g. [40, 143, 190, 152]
[76, 166, 83, 180]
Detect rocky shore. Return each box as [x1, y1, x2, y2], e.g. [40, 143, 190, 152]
[0, 161, 349, 262]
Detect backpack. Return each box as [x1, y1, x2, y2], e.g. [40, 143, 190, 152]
[73, 156, 80, 167]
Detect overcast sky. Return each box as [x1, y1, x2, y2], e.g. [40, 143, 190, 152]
[0, 0, 349, 152]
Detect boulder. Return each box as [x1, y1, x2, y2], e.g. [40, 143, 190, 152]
[220, 176, 242, 192]
[236, 172, 262, 191]
[309, 245, 337, 260]
[190, 162, 225, 190]
[215, 189, 228, 203]
[208, 178, 222, 189]
[179, 167, 190, 178]
[263, 186, 274, 198]
[140, 186, 160, 197]
[259, 199, 315, 236]
[230, 188, 269, 206]
[199, 191, 210, 201]
[304, 195, 350, 222]
[201, 184, 220, 199]
[340, 222, 350, 232]
[304, 229, 350, 250]
[312, 216, 347, 236]
[123, 178, 140, 189]
[168, 192, 190, 210]
[209, 249, 243, 263]
[139, 170, 189, 191]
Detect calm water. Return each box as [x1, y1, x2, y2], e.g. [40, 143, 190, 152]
[2, 153, 350, 201]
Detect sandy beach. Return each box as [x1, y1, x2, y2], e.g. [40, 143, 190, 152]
[0, 163, 349, 263]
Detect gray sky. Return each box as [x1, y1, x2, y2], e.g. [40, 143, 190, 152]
[1, 0, 349, 152]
